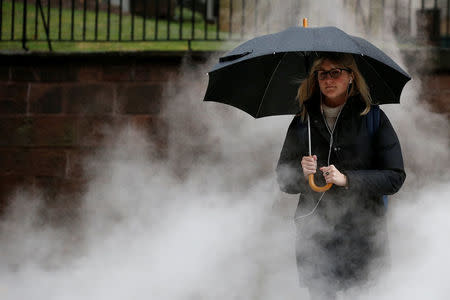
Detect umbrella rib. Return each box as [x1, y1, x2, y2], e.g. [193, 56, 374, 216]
[358, 55, 397, 102]
[256, 52, 287, 118]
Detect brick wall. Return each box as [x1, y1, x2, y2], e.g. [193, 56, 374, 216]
[0, 52, 208, 218]
[404, 48, 450, 116]
[422, 73, 450, 115]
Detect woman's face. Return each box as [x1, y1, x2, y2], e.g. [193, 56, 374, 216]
[317, 59, 353, 106]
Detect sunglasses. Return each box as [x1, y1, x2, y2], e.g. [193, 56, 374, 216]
[316, 68, 351, 81]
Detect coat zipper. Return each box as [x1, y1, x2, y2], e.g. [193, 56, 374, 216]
[296, 102, 347, 221]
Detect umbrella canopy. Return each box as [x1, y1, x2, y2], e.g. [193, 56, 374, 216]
[203, 26, 411, 118]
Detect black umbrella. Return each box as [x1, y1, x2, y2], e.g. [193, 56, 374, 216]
[203, 24, 411, 192]
[203, 25, 411, 118]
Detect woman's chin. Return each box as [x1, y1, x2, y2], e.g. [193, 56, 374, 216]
[323, 95, 347, 106]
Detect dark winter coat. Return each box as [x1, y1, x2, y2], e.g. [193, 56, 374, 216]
[276, 95, 405, 290]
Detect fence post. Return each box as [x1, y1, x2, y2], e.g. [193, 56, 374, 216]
[218, 0, 230, 34]
[368, 0, 384, 38]
[416, 1, 441, 44]
[22, 0, 28, 50]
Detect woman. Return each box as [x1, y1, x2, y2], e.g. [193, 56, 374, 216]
[276, 52, 405, 299]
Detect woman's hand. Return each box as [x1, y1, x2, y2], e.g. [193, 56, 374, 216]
[320, 165, 348, 187]
[301, 155, 317, 179]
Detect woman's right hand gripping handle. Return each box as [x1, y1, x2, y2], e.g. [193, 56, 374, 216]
[301, 155, 333, 192]
[301, 155, 317, 178]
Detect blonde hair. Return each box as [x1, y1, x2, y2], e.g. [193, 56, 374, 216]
[297, 52, 372, 120]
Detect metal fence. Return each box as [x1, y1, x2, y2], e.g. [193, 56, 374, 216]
[0, 0, 449, 51]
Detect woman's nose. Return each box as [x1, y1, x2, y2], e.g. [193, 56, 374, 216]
[324, 76, 334, 82]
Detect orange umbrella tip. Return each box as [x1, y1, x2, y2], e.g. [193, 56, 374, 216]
[303, 18, 308, 28]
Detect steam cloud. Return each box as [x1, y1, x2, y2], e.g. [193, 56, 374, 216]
[1, 1, 449, 299]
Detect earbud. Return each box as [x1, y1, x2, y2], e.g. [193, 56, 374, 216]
[349, 79, 353, 84]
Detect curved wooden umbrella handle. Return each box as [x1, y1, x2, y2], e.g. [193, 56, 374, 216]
[308, 174, 333, 192]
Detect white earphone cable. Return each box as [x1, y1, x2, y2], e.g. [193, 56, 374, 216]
[294, 192, 325, 221]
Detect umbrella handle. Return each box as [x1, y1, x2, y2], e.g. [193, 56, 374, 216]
[308, 174, 333, 192]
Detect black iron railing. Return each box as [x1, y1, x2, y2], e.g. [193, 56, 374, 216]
[0, 0, 449, 51]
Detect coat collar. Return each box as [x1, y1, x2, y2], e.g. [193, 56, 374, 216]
[303, 95, 365, 143]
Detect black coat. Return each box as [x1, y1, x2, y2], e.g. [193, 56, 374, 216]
[276, 95, 405, 290]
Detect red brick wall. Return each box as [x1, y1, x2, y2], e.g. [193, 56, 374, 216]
[0, 52, 208, 216]
[422, 74, 450, 116]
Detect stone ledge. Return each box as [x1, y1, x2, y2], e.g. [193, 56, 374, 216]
[0, 50, 220, 64]
[1, 49, 448, 74]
